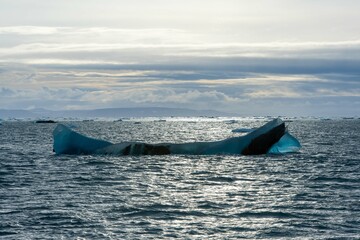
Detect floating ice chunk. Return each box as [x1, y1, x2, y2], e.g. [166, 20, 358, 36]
[224, 119, 238, 124]
[268, 132, 301, 154]
[53, 118, 301, 155]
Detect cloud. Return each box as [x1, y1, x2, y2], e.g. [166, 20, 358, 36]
[3, 39, 360, 58]
[0, 26, 60, 35]
[124, 89, 240, 104]
[1, 1, 359, 116]
[244, 88, 302, 98]
[2, 26, 360, 83]
[316, 89, 360, 97]
[1, 79, 359, 116]
[0, 63, 36, 88]
[0, 87, 15, 96]
[1, 25, 360, 65]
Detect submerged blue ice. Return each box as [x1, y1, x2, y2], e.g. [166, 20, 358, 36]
[53, 118, 301, 155]
[268, 132, 301, 154]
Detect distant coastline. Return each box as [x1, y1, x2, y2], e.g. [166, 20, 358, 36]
[0, 107, 234, 119]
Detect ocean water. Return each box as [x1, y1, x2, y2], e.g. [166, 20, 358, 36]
[0, 118, 359, 239]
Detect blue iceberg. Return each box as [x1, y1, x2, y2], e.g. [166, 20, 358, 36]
[53, 118, 301, 156]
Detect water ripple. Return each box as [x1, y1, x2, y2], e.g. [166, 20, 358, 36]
[0, 120, 359, 239]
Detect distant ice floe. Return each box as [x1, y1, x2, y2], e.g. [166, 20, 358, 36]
[53, 118, 301, 156]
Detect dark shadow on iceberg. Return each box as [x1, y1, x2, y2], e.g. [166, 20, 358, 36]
[53, 118, 301, 156]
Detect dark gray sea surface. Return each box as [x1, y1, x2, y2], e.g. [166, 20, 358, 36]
[0, 119, 359, 239]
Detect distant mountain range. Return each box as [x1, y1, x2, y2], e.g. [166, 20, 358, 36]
[0, 107, 235, 119]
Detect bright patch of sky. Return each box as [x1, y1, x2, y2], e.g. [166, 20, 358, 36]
[0, 0, 359, 116]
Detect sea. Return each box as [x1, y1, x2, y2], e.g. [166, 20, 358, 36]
[0, 118, 359, 239]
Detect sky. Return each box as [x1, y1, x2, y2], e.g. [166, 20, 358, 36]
[0, 0, 359, 117]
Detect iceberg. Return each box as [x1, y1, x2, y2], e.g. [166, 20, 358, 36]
[53, 118, 301, 156]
